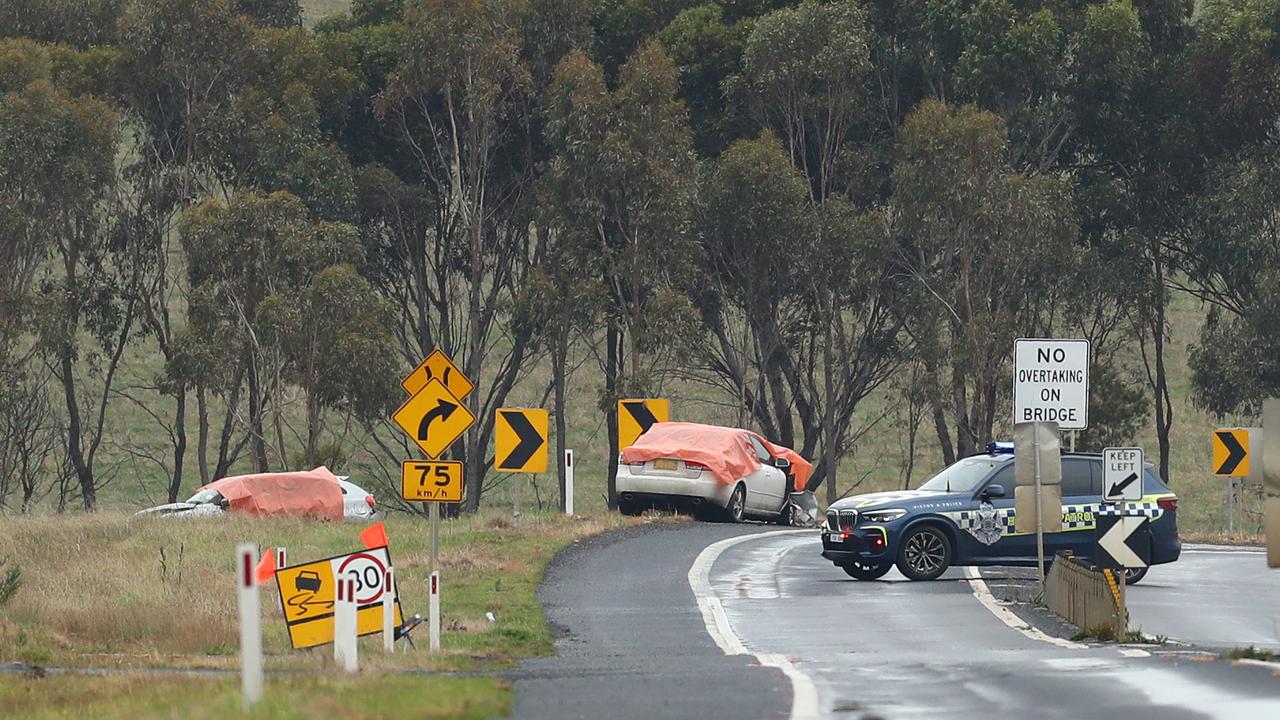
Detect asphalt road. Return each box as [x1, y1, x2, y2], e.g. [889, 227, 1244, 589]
[713, 531, 1280, 719]
[513, 524, 1280, 719]
[511, 521, 791, 720]
[1127, 544, 1280, 651]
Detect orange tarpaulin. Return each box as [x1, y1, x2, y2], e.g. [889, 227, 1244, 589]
[199, 467, 344, 521]
[619, 422, 813, 492]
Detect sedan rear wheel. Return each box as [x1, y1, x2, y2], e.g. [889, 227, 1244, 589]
[1123, 566, 1148, 585]
[724, 484, 746, 523]
[841, 561, 892, 581]
[895, 525, 951, 581]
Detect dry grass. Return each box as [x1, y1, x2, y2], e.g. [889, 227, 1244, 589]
[0, 511, 633, 669]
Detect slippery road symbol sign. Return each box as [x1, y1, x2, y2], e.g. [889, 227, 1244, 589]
[617, 399, 669, 450]
[495, 409, 548, 473]
[392, 378, 475, 459]
[275, 546, 404, 649]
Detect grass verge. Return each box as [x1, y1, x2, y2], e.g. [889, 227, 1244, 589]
[0, 510, 632, 672]
[1221, 646, 1280, 662]
[0, 673, 508, 720]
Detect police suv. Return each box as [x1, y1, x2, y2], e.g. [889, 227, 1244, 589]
[821, 444, 1180, 584]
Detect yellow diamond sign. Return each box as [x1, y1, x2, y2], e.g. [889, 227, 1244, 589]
[402, 349, 474, 399]
[393, 378, 474, 459]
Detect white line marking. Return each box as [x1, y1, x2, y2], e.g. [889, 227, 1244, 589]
[963, 567, 1087, 650]
[689, 530, 820, 720]
[1119, 648, 1152, 658]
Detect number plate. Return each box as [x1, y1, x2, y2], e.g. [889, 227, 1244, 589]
[827, 533, 844, 542]
[653, 459, 678, 471]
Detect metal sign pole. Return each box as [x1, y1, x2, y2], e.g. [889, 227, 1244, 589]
[1035, 428, 1045, 585]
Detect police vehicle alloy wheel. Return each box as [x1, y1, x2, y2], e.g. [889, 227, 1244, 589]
[896, 525, 951, 581]
[1123, 566, 1148, 585]
[724, 484, 746, 523]
[841, 561, 892, 581]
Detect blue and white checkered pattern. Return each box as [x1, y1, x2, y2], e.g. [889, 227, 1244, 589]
[948, 500, 1165, 539]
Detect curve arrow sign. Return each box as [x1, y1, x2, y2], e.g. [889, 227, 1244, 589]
[417, 398, 459, 442]
[499, 411, 545, 471]
[1215, 430, 1247, 476]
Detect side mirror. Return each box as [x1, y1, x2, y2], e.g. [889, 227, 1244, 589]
[774, 457, 792, 470]
[982, 484, 1006, 499]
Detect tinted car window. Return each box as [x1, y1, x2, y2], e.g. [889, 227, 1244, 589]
[1062, 458, 1093, 497]
[747, 436, 771, 462]
[918, 457, 1003, 493]
[985, 464, 1014, 492]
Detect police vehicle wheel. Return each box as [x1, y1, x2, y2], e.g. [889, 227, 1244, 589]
[841, 561, 892, 581]
[1123, 566, 1148, 585]
[724, 484, 746, 523]
[896, 525, 951, 581]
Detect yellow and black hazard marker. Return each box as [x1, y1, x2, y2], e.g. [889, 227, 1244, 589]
[402, 348, 474, 399]
[495, 408, 548, 473]
[617, 398, 669, 449]
[1212, 428, 1250, 477]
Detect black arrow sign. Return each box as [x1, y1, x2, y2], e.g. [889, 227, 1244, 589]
[1215, 430, 1247, 475]
[417, 398, 459, 441]
[1107, 472, 1139, 499]
[499, 411, 545, 470]
[623, 401, 659, 435]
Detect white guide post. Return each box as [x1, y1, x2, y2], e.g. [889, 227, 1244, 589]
[274, 547, 287, 614]
[383, 567, 396, 653]
[236, 543, 263, 709]
[565, 449, 575, 516]
[334, 576, 358, 673]
[429, 570, 441, 652]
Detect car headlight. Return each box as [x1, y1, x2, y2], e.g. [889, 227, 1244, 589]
[861, 509, 907, 523]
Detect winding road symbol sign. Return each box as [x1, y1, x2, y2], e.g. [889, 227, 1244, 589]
[618, 399, 669, 449]
[402, 349, 474, 399]
[496, 409, 548, 473]
[393, 378, 475, 458]
[1212, 429, 1250, 477]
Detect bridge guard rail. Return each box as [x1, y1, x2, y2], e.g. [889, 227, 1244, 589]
[1045, 552, 1126, 636]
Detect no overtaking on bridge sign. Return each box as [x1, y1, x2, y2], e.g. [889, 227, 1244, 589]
[1013, 339, 1090, 431]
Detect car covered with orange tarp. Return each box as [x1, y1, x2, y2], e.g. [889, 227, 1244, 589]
[617, 422, 814, 523]
[135, 467, 381, 522]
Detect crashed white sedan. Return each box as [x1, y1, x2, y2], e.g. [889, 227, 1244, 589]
[136, 467, 379, 522]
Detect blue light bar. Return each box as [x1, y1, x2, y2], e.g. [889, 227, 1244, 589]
[987, 442, 1014, 455]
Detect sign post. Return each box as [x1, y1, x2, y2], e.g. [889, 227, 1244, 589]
[1263, 401, 1280, 568]
[1014, 422, 1062, 584]
[396, 349, 476, 651]
[236, 543, 263, 710]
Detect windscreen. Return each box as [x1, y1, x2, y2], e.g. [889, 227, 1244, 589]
[917, 457, 1003, 494]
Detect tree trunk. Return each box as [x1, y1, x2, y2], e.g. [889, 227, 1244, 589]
[167, 389, 188, 502]
[823, 293, 838, 506]
[306, 391, 320, 468]
[606, 321, 621, 510]
[197, 385, 210, 486]
[1151, 243, 1173, 483]
[247, 353, 268, 472]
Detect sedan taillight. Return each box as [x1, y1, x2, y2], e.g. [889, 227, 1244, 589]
[365, 495, 376, 510]
[685, 461, 707, 473]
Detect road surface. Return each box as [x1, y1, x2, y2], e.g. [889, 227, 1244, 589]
[1127, 544, 1280, 651]
[514, 524, 1280, 719]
